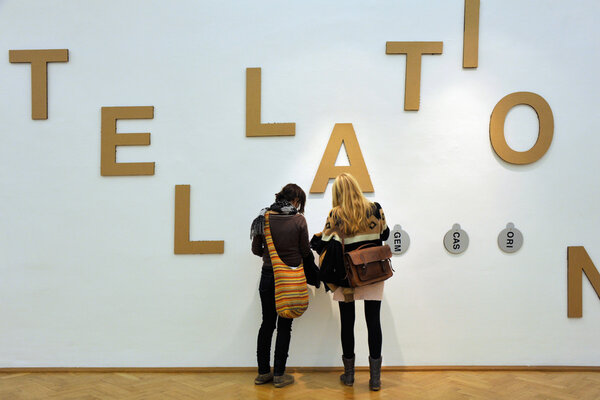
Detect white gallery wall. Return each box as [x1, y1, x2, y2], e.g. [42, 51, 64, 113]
[1, 0, 600, 367]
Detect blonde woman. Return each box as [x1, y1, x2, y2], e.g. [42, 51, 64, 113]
[310, 173, 390, 391]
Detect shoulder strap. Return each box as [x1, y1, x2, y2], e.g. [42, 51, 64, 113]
[263, 211, 281, 263]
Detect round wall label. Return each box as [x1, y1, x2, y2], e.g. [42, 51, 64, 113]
[386, 224, 410, 255]
[444, 223, 469, 254]
[498, 222, 523, 253]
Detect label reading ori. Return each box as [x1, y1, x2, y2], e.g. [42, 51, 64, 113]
[386, 224, 410, 255]
[498, 222, 523, 253]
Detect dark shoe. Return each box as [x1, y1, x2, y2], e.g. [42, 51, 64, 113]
[254, 372, 273, 385]
[339, 355, 355, 386]
[369, 356, 382, 391]
[273, 374, 294, 388]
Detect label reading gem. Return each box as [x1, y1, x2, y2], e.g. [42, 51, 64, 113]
[386, 224, 410, 255]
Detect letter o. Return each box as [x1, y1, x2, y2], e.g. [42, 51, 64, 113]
[490, 92, 554, 165]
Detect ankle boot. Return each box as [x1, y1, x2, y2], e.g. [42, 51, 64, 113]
[273, 373, 294, 388]
[368, 356, 382, 391]
[339, 355, 355, 386]
[254, 371, 273, 385]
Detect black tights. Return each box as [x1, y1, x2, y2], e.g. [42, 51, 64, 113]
[338, 300, 382, 359]
[256, 270, 292, 376]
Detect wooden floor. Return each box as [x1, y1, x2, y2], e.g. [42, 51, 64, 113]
[2, 370, 600, 400]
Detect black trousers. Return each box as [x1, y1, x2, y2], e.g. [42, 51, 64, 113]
[256, 269, 293, 375]
[338, 300, 382, 359]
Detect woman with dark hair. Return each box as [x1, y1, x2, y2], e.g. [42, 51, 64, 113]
[311, 173, 390, 391]
[250, 183, 318, 388]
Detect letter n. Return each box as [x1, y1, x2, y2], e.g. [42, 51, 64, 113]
[567, 246, 600, 318]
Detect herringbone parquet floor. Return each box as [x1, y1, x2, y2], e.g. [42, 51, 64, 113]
[2, 370, 600, 400]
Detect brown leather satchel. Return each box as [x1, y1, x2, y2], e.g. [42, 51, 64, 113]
[342, 239, 394, 287]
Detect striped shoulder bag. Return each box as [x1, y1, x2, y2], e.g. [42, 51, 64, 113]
[264, 211, 309, 318]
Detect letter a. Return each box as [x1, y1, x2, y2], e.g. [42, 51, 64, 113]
[310, 123, 374, 193]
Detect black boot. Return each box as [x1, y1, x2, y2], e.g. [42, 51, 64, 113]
[369, 356, 382, 391]
[339, 355, 355, 386]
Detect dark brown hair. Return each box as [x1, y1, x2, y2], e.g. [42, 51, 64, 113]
[275, 183, 306, 214]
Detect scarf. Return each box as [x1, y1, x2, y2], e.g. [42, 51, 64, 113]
[250, 200, 298, 239]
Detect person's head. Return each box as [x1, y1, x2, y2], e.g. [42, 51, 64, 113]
[275, 183, 306, 213]
[331, 173, 373, 235]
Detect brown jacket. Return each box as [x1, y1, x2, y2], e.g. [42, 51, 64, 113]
[252, 213, 312, 269]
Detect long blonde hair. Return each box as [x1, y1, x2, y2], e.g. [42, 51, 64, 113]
[332, 173, 373, 235]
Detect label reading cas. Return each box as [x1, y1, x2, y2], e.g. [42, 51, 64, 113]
[444, 223, 469, 254]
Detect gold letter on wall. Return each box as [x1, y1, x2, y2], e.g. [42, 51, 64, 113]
[246, 68, 295, 137]
[463, 0, 480, 68]
[174, 185, 225, 254]
[490, 92, 554, 165]
[101, 106, 155, 176]
[310, 123, 374, 193]
[568, 246, 600, 318]
[9, 49, 69, 120]
[385, 42, 443, 111]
